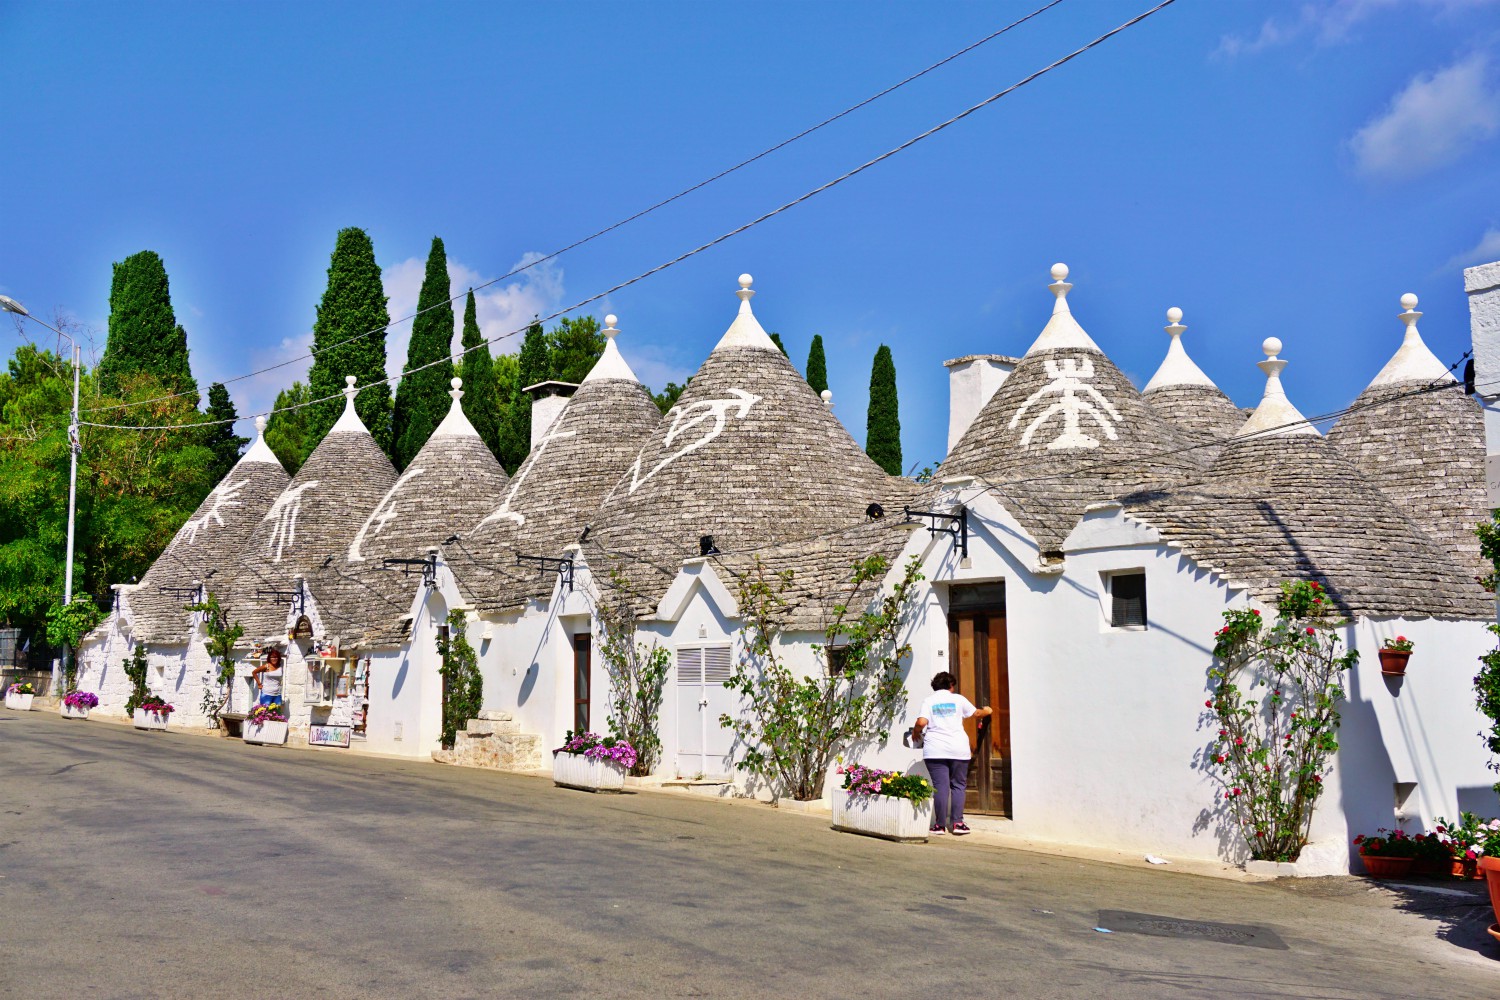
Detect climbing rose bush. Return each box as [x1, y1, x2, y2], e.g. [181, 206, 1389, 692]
[1204, 580, 1355, 863]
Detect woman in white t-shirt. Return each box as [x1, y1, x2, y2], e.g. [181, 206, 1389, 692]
[912, 671, 992, 836]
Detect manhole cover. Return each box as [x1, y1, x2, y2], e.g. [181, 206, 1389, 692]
[1095, 910, 1288, 950]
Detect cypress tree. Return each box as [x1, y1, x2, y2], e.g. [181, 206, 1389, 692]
[306, 228, 394, 455]
[806, 335, 829, 394]
[865, 344, 902, 475]
[546, 316, 604, 383]
[265, 382, 314, 475]
[769, 332, 790, 358]
[391, 237, 456, 468]
[97, 250, 197, 400]
[202, 383, 248, 482]
[459, 290, 503, 459]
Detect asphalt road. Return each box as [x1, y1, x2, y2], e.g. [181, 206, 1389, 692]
[2, 710, 1496, 999]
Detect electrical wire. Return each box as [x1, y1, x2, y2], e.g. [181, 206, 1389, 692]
[78, 0, 1177, 432]
[80, 1, 1069, 417]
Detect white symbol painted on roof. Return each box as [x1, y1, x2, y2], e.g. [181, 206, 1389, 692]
[181, 477, 248, 545]
[261, 481, 320, 563]
[348, 467, 425, 563]
[1008, 357, 1120, 450]
[626, 388, 760, 493]
[477, 421, 578, 529]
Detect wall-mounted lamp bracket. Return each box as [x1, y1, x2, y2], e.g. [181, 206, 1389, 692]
[381, 554, 437, 587]
[516, 553, 574, 591]
[903, 505, 969, 560]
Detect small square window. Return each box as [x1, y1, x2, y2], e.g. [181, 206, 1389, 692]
[1109, 572, 1147, 628]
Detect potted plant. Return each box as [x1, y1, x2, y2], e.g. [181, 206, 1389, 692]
[552, 731, 637, 793]
[60, 690, 98, 720]
[4, 682, 35, 711]
[132, 695, 174, 732]
[243, 701, 289, 746]
[1379, 635, 1413, 676]
[1439, 813, 1498, 879]
[832, 763, 935, 843]
[1410, 828, 1454, 877]
[1353, 828, 1418, 877]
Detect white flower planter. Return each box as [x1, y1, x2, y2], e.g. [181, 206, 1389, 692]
[133, 709, 170, 732]
[60, 703, 90, 720]
[553, 751, 627, 793]
[832, 789, 933, 843]
[4, 692, 35, 711]
[243, 720, 289, 746]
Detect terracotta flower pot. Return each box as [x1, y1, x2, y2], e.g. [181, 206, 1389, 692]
[1359, 853, 1414, 877]
[1378, 649, 1410, 675]
[1452, 857, 1483, 880]
[1413, 858, 1450, 877]
[1480, 857, 1500, 930]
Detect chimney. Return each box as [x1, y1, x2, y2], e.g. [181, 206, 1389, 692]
[1465, 260, 1500, 505]
[522, 380, 579, 450]
[944, 354, 1017, 452]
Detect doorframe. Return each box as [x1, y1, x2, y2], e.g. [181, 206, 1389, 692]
[572, 632, 591, 735]
[944, 584, 1010, 819]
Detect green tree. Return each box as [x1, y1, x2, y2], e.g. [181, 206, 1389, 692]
[437, 609, 483, 749]
[202, 383, 248, 483]
[458, 290, 503, 460]
[96, 250, 197, 401]
[391, 237, 456, 468]
[719, 555, 924, 801]
[865, 344, 902, 475]
[306, 228, 393, 455]
[768, 332, 790, 358]
[492, 352, 528, 474]
[264, 381, 314, 474]
[44, 596, 102, 691]
[547, 316, 604, 383]
[186, 589, 243, 724]
[806, 335, 828, 394]
[653, 378, 690, 415]
[494, 321, 548, 473]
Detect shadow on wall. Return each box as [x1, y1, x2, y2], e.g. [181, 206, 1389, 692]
[1458, 784, 1500, 816]
[1338, 663, 1397, 869]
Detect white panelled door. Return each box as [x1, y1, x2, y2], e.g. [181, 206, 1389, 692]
[675, 644, 736, 778]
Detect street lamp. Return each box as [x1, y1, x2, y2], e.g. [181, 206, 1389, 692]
[3, 295, 81, 693]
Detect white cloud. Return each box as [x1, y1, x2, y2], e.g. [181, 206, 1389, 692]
[623, 342, 695, 394]
[1447, 226, 1500, 269]
[382, 251, 565, 382]
[232, 330, 314, 425]
[1214, 1, 1495, 59]
[1350, 53, 1500, 179]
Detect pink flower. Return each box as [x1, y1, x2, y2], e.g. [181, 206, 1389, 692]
[1235, 737, 1244, 746]
[1205, 699, 1213, 708]
[1251, 610, 1260, 616]
[1306, 627, 1316, 635]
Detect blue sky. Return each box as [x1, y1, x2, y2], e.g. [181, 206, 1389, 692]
[3, 0, 1498, 469]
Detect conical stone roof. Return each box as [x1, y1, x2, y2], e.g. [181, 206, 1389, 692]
[1142, 308, 1244, 464]
[586, 276, 914, 607]
[1326, 295, 1488, 576]
[311, 378, 511, 644]
[940, 265, 1199, 554]
[227, 377, 399, 641]
[457, 316, 663, 613]
[125, 417, 290, 642]
[1121, 342, 1490, 620]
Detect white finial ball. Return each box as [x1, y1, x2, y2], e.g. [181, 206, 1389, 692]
[345, 374, 357, 387]
[605, 314, 618, 328]
[1166, 307, 1183, 324]
[1050, 263, 1069, 282]
[1400, 292, 1418, 311]
[738, 273, 753, 289]
[820, 389, 833, 402]
[255, 415, 267, 433]
[450, 377, 462, 390]
[1262, 337, 1283, 358]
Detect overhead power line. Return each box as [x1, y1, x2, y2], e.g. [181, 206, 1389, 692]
[80, 0, 1179, 434]
[82, 0, 1068, 416]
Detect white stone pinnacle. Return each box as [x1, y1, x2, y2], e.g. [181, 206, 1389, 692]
[1143, 306, 1218, 392]
[713, 272, 781, 352]
[583, 313, 641, 383]
[1235, 337, 1318, 438]
[450, 376, 464, 402]
[820, 388, 833, 410]
[329, 374, 372, 435]
[1367, 292, 1454, 388]
[240, 412, 282, 465]
[1022, 261, 1102, 355]
[432, 375, 479, 438]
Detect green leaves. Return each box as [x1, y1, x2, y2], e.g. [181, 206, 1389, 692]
[307, 228, 394, 456]
[865, 344, 901, 475]
[720, 554, 922, 801]
[1205, 580, 1352, 861]
[596, 570, 670, 776]
[437, 610, 483, 749]
[391, 237, 456, 469]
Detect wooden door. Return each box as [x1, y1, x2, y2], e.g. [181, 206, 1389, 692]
[573, 634, 591, 734]
[947, 591, 1011, 817]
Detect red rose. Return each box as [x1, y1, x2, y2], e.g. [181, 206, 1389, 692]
[1305, 627, 1316, 635]
[1251, 610, 1260, 616]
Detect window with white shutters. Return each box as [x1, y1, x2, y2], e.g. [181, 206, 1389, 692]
[703, 645, 733, 683]
[677, 647, 703, 685]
